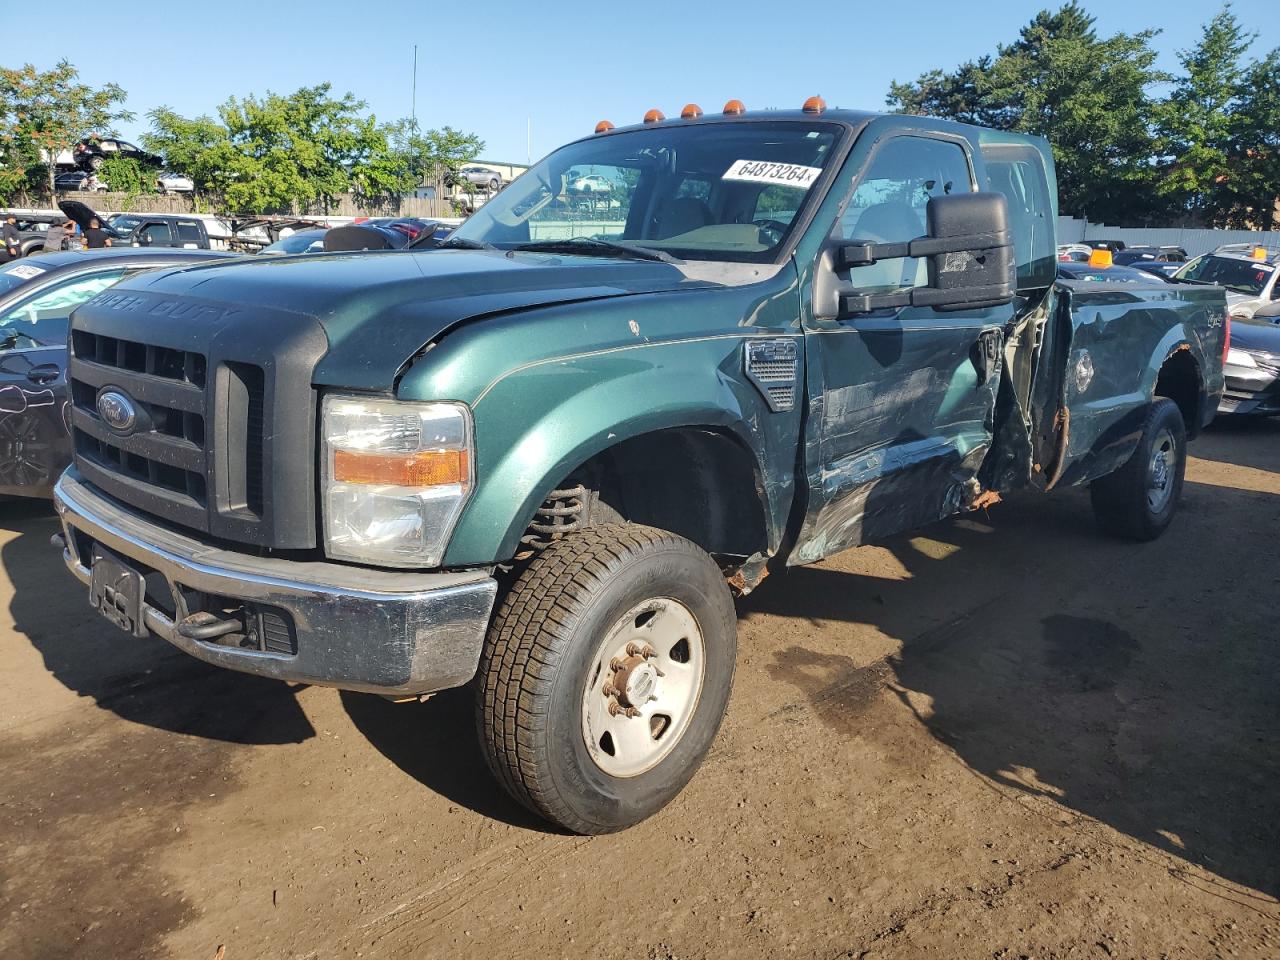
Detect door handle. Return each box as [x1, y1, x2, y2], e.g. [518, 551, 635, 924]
[26, 363, 60, 384]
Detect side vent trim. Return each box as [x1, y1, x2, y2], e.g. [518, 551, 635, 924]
[744, 339, 800, 413]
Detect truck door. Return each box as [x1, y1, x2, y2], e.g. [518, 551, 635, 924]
[792, 133, 1012, 564]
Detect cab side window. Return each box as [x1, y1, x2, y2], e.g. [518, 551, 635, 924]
[982, 143, 1055, 291]
[841, 136, 973, 293]
[140, 222, 173, 245]
[175, 221, 203, 245]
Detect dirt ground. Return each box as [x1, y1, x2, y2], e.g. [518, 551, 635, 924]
[1, 418, 1277, 960]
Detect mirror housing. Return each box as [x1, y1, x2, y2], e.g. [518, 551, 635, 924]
[821, 192, 1016, 318]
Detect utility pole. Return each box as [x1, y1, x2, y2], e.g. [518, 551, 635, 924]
[411, 45, 418, 128]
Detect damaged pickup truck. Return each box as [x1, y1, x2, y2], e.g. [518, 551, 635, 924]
[52, 100, 1225, 833]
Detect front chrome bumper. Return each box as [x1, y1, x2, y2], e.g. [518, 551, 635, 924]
[52, 469, 498, 695]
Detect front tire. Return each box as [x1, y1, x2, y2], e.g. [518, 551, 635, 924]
[476, 523, 737, 834]
[1090, 398, 1186, 541]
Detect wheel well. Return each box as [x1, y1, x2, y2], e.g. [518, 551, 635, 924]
[555, 427, 770, 562]
[1154, 349, 1203, 438]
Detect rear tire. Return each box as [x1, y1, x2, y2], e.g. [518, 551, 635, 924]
[1090, 398, 1186, 541]
[476, 523, 737, 834]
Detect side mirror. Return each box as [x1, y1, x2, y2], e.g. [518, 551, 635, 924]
[822, 192, 1016, 318]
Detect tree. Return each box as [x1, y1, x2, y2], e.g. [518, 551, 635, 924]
[0, 60, 132, 199]
[888, 3, 1168, 223]
[100, 154, 150, 194]
[388, 121, 484, 196]
[1223, 50, 1280, 230]
[1155, 5, 1255, 224]
[143, 86, 482, 215]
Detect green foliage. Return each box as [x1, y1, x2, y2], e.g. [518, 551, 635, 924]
[100, 154, 150, 194]
[888, 2, 1280, 227]
[888, 3, 1167, 223]
[390, 121, 484, 190]
[142, 86, 483, 215]
[1156, 6, 1255, 220]
[0, 59, 133, 200]
[1223, 51, 1280, 229]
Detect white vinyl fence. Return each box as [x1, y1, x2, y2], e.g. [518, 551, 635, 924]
[1057, 217, 1280, 257]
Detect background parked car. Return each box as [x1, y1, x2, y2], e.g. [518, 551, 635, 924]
[1057, 262, 1168, 283]
[1114, 245, 1188, 265]
[453, 166, 503, 191]
[59, 201, 213, 250]
[0, 249, 235, 498]
[1056, 243, 1092, 262]
[260, 228, 329, 255]
[1172, 246, 1280, 319]
[1130, 260, 1183, 280]
[156, 172, 195, 194]
[11, 217, 64, 258]
[567, 173, 613, 195]
[1219, 309, 1280, 416]
[69, 137, 162, 172]
[54, 170, 107, 193]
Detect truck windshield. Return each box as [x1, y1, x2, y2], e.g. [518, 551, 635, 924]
[449, 121, 842, 264]
[1174, 254, 1274, 296]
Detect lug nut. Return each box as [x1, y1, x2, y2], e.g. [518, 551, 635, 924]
[626, 642, 655, 659]
[609, 657, 626, 672]
[602, 682, 618, 698]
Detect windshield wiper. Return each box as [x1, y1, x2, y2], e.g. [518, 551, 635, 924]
[512, 237, 679, 264]
[412, 235, 495, 251]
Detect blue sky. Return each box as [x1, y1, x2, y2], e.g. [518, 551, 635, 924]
[5, 0, 1278, 164]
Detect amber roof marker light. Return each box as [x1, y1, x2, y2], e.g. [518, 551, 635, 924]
[594, 120, 615, 134]
[1088, 248, 1113, 268]
[802, 95, 827, 114]
[643, 108, 665, 124]
[681, 103, 704, 119]
[723, 99, 746, 115]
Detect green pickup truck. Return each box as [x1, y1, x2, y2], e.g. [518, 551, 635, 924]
[53, 101, 1226, 833]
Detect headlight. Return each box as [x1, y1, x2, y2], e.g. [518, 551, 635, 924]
[1226, 347, 1258, 368]
[321, 395, 473, 567]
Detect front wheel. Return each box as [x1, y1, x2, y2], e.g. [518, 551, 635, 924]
[476, 523, 737, 834]
[1090, 398, 1186, 541]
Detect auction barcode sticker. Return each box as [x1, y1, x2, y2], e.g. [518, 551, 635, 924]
[723, 160, 821, 189]
[3, 263, 46, 280]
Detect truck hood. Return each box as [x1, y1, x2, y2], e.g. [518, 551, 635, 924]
[126, 248, 715, 389]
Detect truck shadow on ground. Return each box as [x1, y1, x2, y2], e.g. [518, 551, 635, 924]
[340, 687, 555, 831]
[2, 499, 314, 744]
[745, 481, 1280, 901]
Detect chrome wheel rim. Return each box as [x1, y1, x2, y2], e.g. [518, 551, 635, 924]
[1147, 427, 1177, 513]
[581, 598, 705, 778]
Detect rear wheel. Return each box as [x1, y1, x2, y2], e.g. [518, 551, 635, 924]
[1090, 398, 1186, 541]
[476, 523, 736, 834]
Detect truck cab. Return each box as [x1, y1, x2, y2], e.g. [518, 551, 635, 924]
[52, 101, 1225, 835]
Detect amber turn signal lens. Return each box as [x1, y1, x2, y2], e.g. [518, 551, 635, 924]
[1088, 249, 1113, 268]
[722, 99, 746, 115]
[333, 448, 469, 487]
[802, 95, 826, 114]
[594, 119, 615, 134]
[643, 108, 665, 124]
[681, 103, 703, 119]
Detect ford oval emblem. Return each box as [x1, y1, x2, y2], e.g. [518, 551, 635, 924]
[97, 390, 138, 435]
